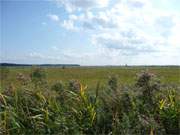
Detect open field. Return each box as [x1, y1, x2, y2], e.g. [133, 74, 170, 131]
[1, 66, 180, 89]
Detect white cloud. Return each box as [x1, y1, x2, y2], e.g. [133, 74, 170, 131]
[62, 19, 77, 30]
[29, 52, 44, 59]
[49, 0, 180, 65]
[91, 30, 159, 55]
[55, 0, 109, 12]
[47, 14, 59, 21]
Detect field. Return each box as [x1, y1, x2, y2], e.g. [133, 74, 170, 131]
[1, 66, 180, 89]
[0, 66, 180, 134]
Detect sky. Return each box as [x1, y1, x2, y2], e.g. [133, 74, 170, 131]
[1, 0, 180, 65]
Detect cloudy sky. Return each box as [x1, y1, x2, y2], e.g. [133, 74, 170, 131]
[1, 0, 180, 65]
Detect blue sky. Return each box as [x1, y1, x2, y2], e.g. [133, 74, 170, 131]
[1, 0, 180, 65]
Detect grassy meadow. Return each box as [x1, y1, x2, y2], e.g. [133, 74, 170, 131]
[1, 66, 180, 89]
[0, 66, 180, 134]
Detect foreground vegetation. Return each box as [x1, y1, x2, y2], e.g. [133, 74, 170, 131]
[0, 67, 180, 134]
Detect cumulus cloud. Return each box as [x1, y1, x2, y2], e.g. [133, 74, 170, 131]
[55, 0, 109, 12]
[29, 52, 44, 59]
[62, 19, 77, 30]
[49, 0, 180, 65]
[123, 0, 150, 9]
[47, 14, 59, 21]
[91, 30, 159, 55]
[154, 15, 174, 37]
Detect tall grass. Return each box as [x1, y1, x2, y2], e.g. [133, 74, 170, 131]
[0, 68, 179, 134]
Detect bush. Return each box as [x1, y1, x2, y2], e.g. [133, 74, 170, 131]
[68, 80, 81, 92]
[136, 71, 161, 111]
[30, 67, 46, 87]
[17, 73, 30, 85]
[51, 81, 64, 92]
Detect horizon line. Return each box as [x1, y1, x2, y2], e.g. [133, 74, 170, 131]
[0, 62, 180, 67]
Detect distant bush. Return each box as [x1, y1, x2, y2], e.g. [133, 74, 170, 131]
[30, 67, 46, 87]
[62, 66, 66, 69]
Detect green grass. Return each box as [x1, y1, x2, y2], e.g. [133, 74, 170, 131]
[2, 66, 180, 89]
[0, 67, 179, 134]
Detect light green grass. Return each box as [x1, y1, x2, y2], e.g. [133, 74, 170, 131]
[2, 66, 180, 89]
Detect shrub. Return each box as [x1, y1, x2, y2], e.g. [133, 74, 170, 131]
[136, 71, 154, 87]
[51, 81, 64, 92]
[136, 71, 161, 111]
[68, 80, 81, 92]
[17, 73, 30, 85]
[51, 81, 66, 104]
[62, 66, 66, 69]
[30, 67, 46, 87]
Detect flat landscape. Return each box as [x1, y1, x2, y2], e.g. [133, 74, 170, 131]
[1, 0, 180, 134]
[2, 66, 180, 88]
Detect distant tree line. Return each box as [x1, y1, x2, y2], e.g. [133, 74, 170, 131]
[0, 63, 80, 67]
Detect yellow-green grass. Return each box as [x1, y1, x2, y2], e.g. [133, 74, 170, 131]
[1, 66, 180, 89]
